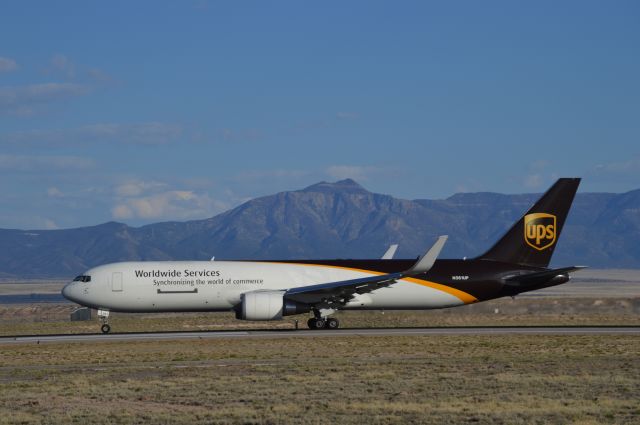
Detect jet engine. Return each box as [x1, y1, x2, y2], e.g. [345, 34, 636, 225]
[235, 291, 310, 320]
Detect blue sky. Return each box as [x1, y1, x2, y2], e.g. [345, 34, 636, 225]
[1, 1, 639, 229]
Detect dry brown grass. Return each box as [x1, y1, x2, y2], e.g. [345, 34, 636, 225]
[0, 334, 638, 424]
[1, 297, 639, 337]
[1, 297, 638, 423]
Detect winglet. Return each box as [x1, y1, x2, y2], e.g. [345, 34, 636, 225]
[381, 244, 399, 260]
[406, 236, 448, 276]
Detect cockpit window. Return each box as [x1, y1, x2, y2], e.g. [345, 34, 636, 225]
[73, 275, 91, 282]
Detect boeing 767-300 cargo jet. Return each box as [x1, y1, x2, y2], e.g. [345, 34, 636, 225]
[62, 178, 584, 333]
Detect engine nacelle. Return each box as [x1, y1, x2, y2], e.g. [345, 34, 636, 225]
[235, 291, 310, 321]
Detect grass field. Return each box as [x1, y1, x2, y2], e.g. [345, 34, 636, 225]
[1, 277, 638, 424]
[1, 296, 639, 336]
[0, 334, 638, 424]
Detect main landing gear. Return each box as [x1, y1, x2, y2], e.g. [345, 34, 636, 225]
[307, 317, 340, 330]
[307, 307, 340, 330]
[98, 309, 111, 334]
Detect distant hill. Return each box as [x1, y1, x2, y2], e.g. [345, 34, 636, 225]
[1, 179, 639, 278]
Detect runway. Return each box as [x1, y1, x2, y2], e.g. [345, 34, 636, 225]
[1, 326, 639, 344]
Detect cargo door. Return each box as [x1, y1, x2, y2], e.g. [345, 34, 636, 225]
[112, 272, 123, 292]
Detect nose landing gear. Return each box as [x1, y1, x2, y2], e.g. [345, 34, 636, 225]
[98, 309, 111, 334]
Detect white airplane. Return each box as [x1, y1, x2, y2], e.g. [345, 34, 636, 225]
[62, 178, 584, 333]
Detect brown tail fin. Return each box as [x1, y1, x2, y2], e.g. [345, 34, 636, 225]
[477, 178, 580, 267]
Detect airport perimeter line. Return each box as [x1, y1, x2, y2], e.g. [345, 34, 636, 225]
[1, 326, 640, 344]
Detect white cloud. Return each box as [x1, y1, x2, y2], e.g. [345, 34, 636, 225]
[3, 122, 184, 145]
[112, 190, 229, 221]
[47, 187, 64, 197]
[326, 165, 375, 181]
[523, 174, 543, 189]
[324, 164, 403, 184]
[0, 83, 90, 115]
[73, 122, 183, 145]
[453, 180, 486, 193]
[232, 168, 310, 182]
[522, 160, 558, 190]
[586, 157, 640, 189]
[0, 57, 18, 72]
[111, 204, 134, 220]
[193, 0, 209, 10]
[0, 154, 94, 171]
[592, 158, 640, 175]
[110, 179, 230, 221]
[107, 122, 182, 145]
[336, 112, 359, 120]
[114, 180, 167, 197]
[49, 54, 75, 78]
[43, 219, 59, 230]
[529, 160, 549, 171]
[215, 128, 263, 143]
[87, 67, 113, 83]
[115, 183, 146, 198]
[134, 191, 194, 219]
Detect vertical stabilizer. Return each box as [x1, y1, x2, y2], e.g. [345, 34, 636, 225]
[477, 178, 580, 268]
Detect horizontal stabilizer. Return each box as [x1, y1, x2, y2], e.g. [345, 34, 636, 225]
[505, 266, 587, 285]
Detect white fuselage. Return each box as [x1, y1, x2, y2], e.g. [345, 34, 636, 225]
[62, 261, 469, 313]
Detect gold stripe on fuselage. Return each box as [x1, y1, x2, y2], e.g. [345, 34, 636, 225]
[274, 262, 479, 304]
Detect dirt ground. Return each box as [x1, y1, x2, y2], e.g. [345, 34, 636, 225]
[0, 296, 638, 336]
[0, 334, 638, 424]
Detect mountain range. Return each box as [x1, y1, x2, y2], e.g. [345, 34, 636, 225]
[1, 179, 639, 278]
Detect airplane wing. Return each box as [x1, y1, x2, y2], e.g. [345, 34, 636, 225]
[284, 236, 447, 306]
[381, 244, 398, 259]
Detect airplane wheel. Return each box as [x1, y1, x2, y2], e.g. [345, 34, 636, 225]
[314, 319, 326, 329]
[325, 318, 340, 329]
[101, 324, 111, 334]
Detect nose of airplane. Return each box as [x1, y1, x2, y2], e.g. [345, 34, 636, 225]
[61, 282, 79, 303]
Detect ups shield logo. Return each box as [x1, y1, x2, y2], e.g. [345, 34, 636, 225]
[524, 213, 556, 251]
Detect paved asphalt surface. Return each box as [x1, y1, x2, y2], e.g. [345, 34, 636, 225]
[1, 327, 639, 344]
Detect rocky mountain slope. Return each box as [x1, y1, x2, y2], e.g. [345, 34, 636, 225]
[1, 179, 638, 278]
